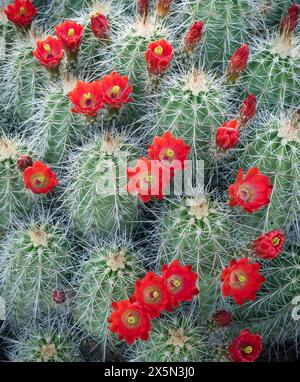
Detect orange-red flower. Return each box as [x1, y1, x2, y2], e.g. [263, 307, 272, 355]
[252, 229, 285, 260]
[127, 157, 172, 203]
[162, 260, 199, 309]
[4, 0, 37, 28]
[221, 258, 265, 305]
[239, 94, 256, 127]
[55, 20, 84, 52]
[91, 13, 110, 39]
[280, 4, 300, 35]
[145, 39, 173, 76]
[101, 72, 133, 109]
[183, 21, 204, 52]
[23, 161, 58, 194]
[148, 131, 190, 173]
[33, 36, 64, 69]
[68, 81, 104, 117]
[228, 329, 262, 362]
[229, 168, 272, 214]
[216, 119, 239, 150]
[108, 300, 151, 345]
[131, 272, 170, 318]
[157, 0, 173, 17]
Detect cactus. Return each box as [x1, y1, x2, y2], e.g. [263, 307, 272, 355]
[149, 69, 231, 160]
[260, 0, 297, 27]
[243, 32, 300, 109]
[6, 319, 80, 362]
[0, 135, 34, 234]
[65, 132, 139, 238]
[27, 76, 86, 164]
[179, 0, 257, 67]
[233, 110, 300, 232]
[0, 218, 72, 327]
[73, 237, 145, 357]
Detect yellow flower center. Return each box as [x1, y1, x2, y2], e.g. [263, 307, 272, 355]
[173, 279, 181, 287]
[44, 44, 51, 52]
[146, 175, 153, 183]
[19, 6, 26, 16]
[238, 274, 246, 283]
[244, 346, 253, 354]
[83, 92, 92, 99]
[127, 315, 136, 324]
[111, 85, 120, 95]
[165, 148, 174, 158]
[31, 174, 46, 188]
[272, 237, 280, 246]
[154, 45, 163, 55]
[68, 28, 75, 37]
[152, 290, 159, 299]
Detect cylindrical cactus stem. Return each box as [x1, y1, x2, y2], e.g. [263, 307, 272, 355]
[0, 219, 73, 327]
[73, 237, 145, 357]
[0, 136, 34, 234]
[233, 110, 300, 232]
[28, 75, 86, 164]
[65, 132, 139, 238]
[6, 319, 80, 362]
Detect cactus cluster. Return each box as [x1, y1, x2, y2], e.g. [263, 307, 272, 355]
[0, 0, 299, 363]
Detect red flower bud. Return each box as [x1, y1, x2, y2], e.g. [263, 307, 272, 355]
[157, 0, 173, 17]
[137, 0, 149, 20]
[280, 4, 300, 35]
[183, 21, 204, 53]
[252, 229, 285, 260]
[216, 119, 239, 150]
[227, 44, 249, 82]
[17, 154, 33, 172]
[52, 290, 66, 304]
[213, 310, 233, 327]
[239, 94, 256, 127]
[91, 13, 110, 39]
[145, 39, 173, 76]
[4, 0, 37, 28]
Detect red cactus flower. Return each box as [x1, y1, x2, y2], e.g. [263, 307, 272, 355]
[221, 258, 265, 305]
[108, 300, 151, 345]
[101, 72, 133, 109]
[127, 157, 172, 203]
[17, 154, 33, 172]
[55, 20, 84, 52]
[52, 290, 66, 304]
[91, 13, 110, 39]
[229, 167, 272, 214]
[68, 81, 104, 117]
[280, 4, 300, 35]
[228, 329, 262, 362]
[213, 310, 233, 328]
[161, 260, 199, 309]
[239, 94, 256, 127]
[148, 131, 190, 173]
[216, 119, 239, 150]
[23, 161, 58, 194]
[4, 0, 37, 28]
[157, 0, 173, 17]
[145, 39, 173, 76]
[183, 21, 204, 52]
[227, 44, 249, 82]
[252, 229, 285, 260]
[131, 272, 170, 318]
[33, 36, 64, 69]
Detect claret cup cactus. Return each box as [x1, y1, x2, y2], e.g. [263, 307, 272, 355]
[0, 0, 299, 363]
